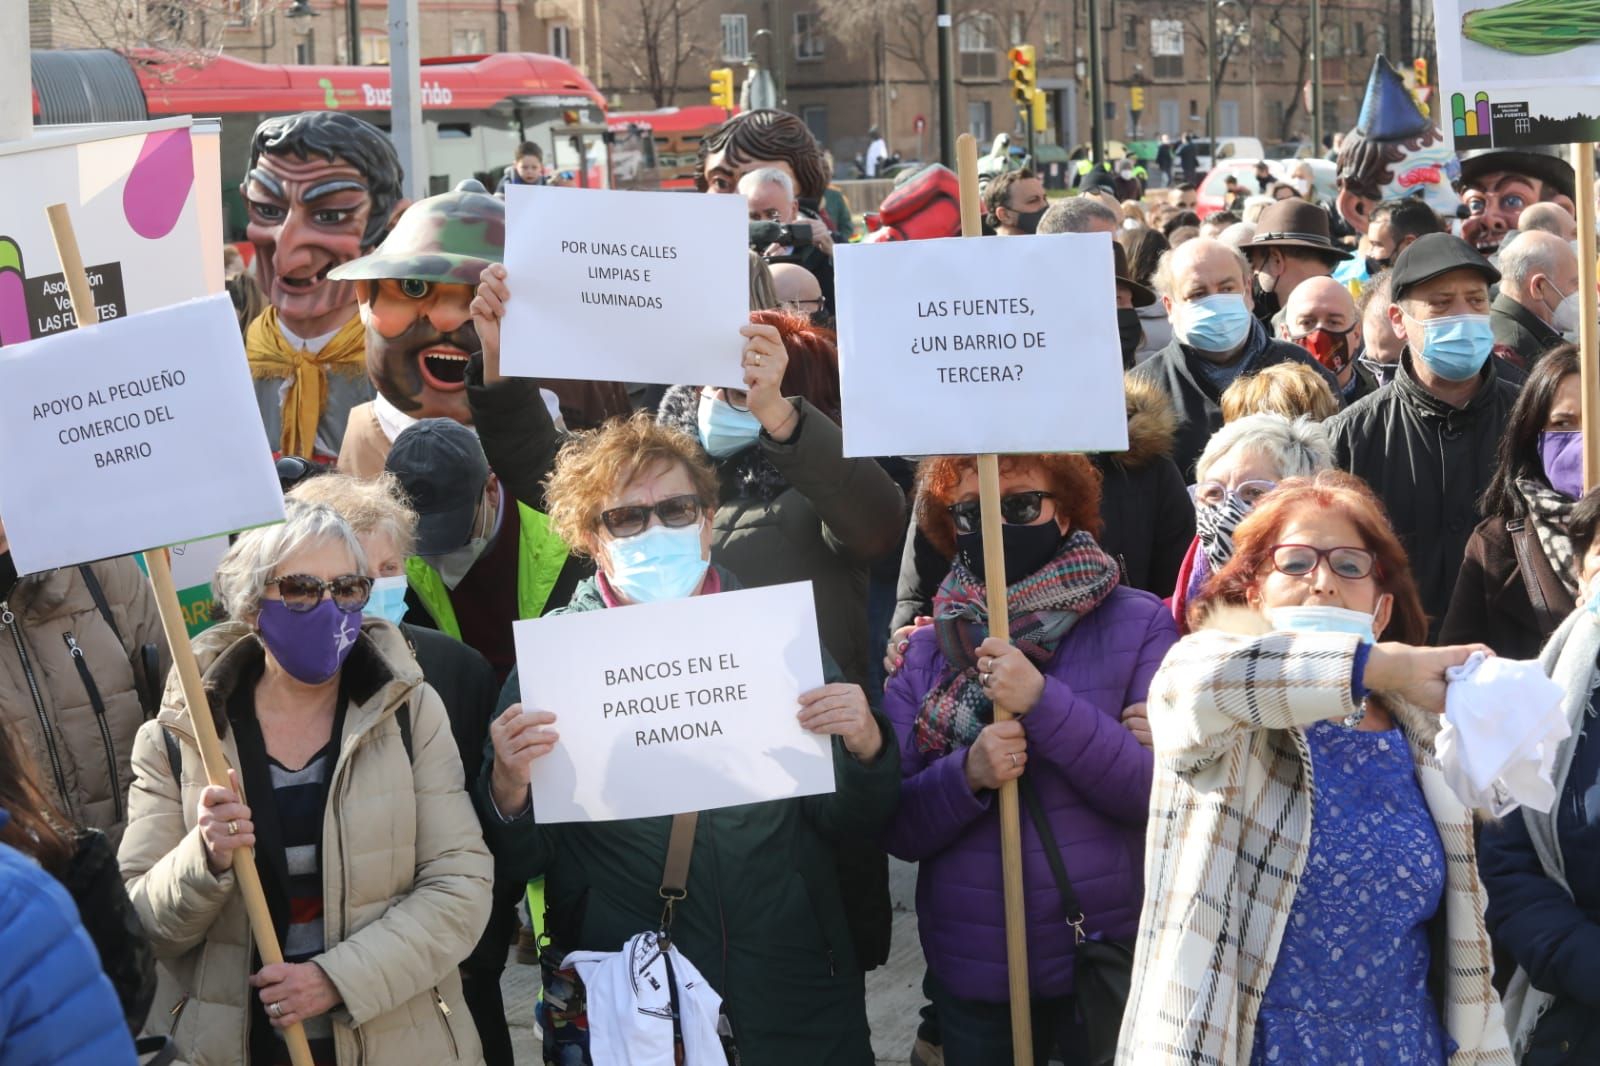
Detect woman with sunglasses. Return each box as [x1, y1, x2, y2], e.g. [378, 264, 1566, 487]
[119, 502, 493, 1066]
[479, 413, 900, 1065]
[1171, 413, 1333, 636]
[1119, 471, 1510, 1066]
[1442, 344, 1581, 659]
[881, 452, 1177, 1064]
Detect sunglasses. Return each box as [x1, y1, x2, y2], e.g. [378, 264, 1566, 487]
[1194, 479, 1277, 509]
[947, 491, 1052, 536]
[1270, 544, 1378, 581]
[269, 573, 374, 612]
[599, 494, 705, 538]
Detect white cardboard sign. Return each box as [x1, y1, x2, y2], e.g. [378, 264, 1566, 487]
[834, 232, 1129, 457]
[516, 581, 835, 823]
[0, 293, 286, 574]
[500, 185, 749, 387]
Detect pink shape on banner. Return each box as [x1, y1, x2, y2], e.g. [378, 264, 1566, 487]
[0, 269, 29, 346]
[122, 129, 194, 240]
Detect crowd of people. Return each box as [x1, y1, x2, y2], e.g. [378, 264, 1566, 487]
[5, 48, 1600, 1066]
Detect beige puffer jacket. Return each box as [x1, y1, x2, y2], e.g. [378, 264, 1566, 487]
[118, 620, 493, 1066]
[0, 556, 170, 846]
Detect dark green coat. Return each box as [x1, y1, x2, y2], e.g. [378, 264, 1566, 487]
[477, 571, 900, 1065]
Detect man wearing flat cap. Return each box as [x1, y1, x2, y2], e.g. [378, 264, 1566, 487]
[1325, 233, 1520, 637]
[1245, 198, 1351, 331]
[1459, 145, 1576, 258]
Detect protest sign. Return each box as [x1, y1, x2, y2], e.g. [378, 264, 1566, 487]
[499, 185, 749, 387]
[833, 232, 1128, 458]
[515, 581, 834, 823]
[0, 119, 210, 348]
[134, 535, 230, 638]
[0, 292, 285, 575]
[1435, 0, 1600, 150]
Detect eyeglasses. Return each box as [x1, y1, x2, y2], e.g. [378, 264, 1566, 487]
[1270, 544, 1378, 581]
[702, 385, 750, 412]
[599, 494, 705, 538]
[269, 573, 374, 612]
[947, 491, 1052, 535]
[1194, 479, 1277, 509]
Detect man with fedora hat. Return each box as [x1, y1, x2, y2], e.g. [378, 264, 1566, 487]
[1325, 232, 1520, 637]
[1459, 145, 1576, 258]
[1245, 198, 1351, 332]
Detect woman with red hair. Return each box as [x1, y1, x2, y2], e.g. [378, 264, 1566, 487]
[882, 452, 1176, 1063]
[1118, 471, 1511, 1065]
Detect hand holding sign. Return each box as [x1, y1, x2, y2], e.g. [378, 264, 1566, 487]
[739, 322, 796, 439]
[488, 706, 560, 816]
[470, 263, 510, 384]
[796, 683, 882, 762]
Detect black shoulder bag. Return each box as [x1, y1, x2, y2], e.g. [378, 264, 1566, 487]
[1018, 774, 1134, 1066]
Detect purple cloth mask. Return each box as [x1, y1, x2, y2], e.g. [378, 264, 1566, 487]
[256, 598, 362, 684]
[1539, 430, 1584, 500]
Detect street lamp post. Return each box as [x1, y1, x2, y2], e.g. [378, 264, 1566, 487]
[1309, 0, 1323, 150]
[1206, 0, 1217, 151]
[1087, 0, 1105, 164]
[346, 0, 360, 65]
[937, 0, 955, 167]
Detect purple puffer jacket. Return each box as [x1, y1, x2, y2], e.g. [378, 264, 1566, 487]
[882, 585, 1177, 1003]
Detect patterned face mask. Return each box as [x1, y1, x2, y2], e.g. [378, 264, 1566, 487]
[1194, 492, 1254, 573]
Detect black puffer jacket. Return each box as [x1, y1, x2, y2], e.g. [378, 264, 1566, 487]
[891, 375, 1195, 629]
[1325, 351, 1518, 639]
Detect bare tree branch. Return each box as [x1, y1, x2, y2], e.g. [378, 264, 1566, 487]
[50, 0, 293, 69]
[606, 0, 709, 108]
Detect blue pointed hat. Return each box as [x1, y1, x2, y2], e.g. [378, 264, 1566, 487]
[1354, 55, 1430, 142]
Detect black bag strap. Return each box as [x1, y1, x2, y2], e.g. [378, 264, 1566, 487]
[1508, 519, 1565, 637]
[79, 564, 124, 646]
[397, 703, 413, 763]
[1018, 774, 1087, 944]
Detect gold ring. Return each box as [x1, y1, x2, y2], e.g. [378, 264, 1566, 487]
[1010, 753, 1020, 768]
[754, 354, 763, 366]
[227, 820, 239, 835]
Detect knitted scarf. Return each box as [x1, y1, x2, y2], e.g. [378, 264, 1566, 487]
[657, 385, 788, 502]
[246, 306, 367, 459]
[1517, 478, 1580, 599]
[915, 530, 1120, 755]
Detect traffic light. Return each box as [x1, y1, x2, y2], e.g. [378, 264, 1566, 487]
[1413, 58, 1429, 87]
[1030, 88, 1048, 133]
[709, 68, 734, 110]
[1009, 45, 1036, 107]
[1130, 86, 1146, 113]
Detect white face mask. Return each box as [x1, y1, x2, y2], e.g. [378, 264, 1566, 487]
[1290, 177, 1311, 197]
[429, 536, 488, 590]
[1266, 603, 1380, 645]
[1548, 282, 1582, 338]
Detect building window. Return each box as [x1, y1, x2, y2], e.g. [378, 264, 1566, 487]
[721, 14, 749, 62]
[1042, 12, 1063, 58]
[1351, 21, 1365, 55]
[968, 99, 992, 142]
[363, 31, 391, 64]
[1266, 99, 1286, 136]
[1010, 10, 1025, 45]
[549, 24, 571, 60]
[1321, 21, 1342, 57]
[1124, 14, 1138, 49]
[452, 28, 485, 55]
[1264, 23, 1283, 60]
[295, 38, 315, 65]
[800, 104, 828, 146]
[223, 0, 255, 27]
[794, 12, 824, 60]
[1151, 18, 1184, 78]
[958, 13, 999, 79]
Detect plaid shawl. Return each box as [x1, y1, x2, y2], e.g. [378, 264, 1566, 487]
[915, 530, 1119, 754]
[1116, 612, 1512, 1066]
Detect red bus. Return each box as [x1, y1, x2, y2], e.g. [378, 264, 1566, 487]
[32, 49, 609, 238]
[606, 105, 738, 190]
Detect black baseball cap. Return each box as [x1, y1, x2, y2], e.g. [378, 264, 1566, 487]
[1388, 232, 1500, 300]
[384, 418, 490, 556]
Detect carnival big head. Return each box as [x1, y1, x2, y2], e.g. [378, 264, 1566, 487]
[327, 181, 503, 424]
[697, 109, 829, 204]
[1458, 146, 1576, 256]
[242, 112, 406, 337]
[1334, 57, 1460, 237]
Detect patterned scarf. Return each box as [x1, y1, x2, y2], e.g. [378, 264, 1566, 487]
[1194, 494, 1251, 573]
[1516, 478, 1580, 599]
[915, 530, 1120, 755]
[246, 306, 367, 459]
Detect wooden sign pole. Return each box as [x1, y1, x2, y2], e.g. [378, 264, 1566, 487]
[1576, 145, 1599, 493]
[954, 135, 1033, 1066]
[44, 204, 316, 1066]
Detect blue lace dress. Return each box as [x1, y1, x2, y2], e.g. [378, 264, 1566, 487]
[1249, 721, 1452, 1066]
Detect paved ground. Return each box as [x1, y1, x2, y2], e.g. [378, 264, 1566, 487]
[500, 858, 925, 1064]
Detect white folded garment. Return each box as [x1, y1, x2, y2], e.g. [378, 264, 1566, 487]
[565, 931, 724, 1066]
[1438, 652, 1570, 815]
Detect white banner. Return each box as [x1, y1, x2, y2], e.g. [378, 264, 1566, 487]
[833, 232, 1129, 458]
[0, 294, 286, 574]
[500, 185, 749, 387]
[516, 582, 835, 823]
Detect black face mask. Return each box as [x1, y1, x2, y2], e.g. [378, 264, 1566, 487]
[1252, 285, 1280, 324]
[1365, 256, 1391, 276]
[955, 522, 1064, 588]
[1009, 206, 1047, 235]
[1117, 307, 1143, 366]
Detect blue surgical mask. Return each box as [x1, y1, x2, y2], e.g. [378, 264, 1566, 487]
[697, 391, 763, 458]
[363, 574, 410, 626]
[605, 523, 710, 604]
[1174, 293, 1253, 353]
[1412, 312, 1493, 381]
[1266, 604, 1379, 644]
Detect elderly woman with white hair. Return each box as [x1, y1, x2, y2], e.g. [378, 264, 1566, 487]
[118, 502, 493, 1066]
[1170, 413, 1335, 633]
